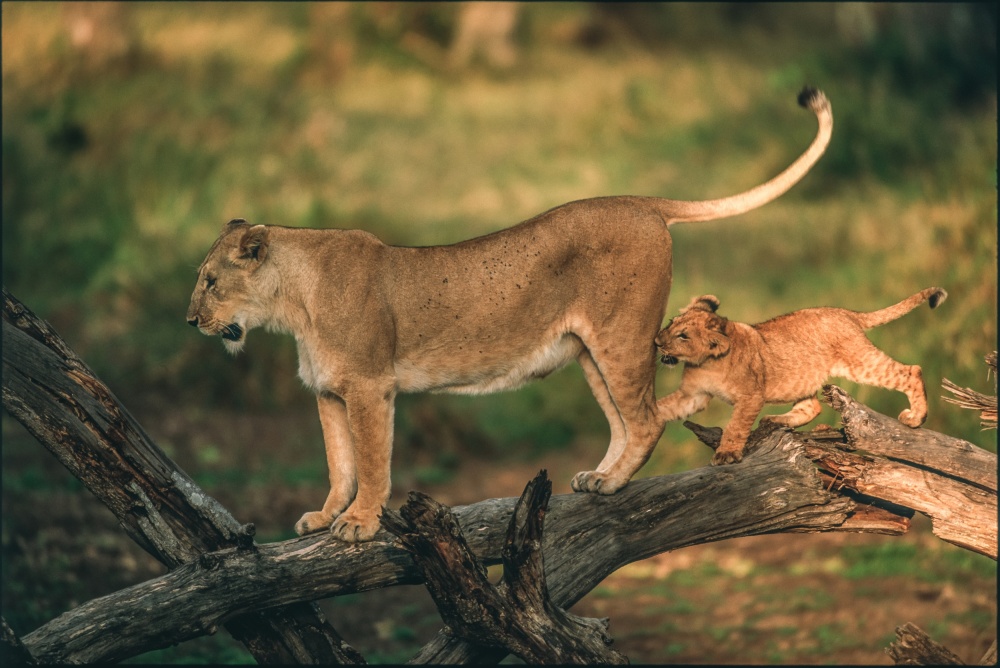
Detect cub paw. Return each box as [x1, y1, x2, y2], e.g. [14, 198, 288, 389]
[294, 511, 332, 536]
[330, 509, 381, 543]
[898, 409, 926, 428]
[711, 447, 744, 466]
[571, 470, 626, 495]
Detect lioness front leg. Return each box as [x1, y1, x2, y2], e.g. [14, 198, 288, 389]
[713, 395, 764, 465]
[295, 394, 357, 536]
[329, 380, 395, 543]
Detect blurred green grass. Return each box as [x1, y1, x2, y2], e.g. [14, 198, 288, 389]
[2, 3, 995, 461]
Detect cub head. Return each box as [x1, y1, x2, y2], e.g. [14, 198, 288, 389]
[654, 295, 731, 368]
[186, 219, 272, 354]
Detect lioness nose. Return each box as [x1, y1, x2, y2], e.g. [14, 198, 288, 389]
[187, 317, 199, 327]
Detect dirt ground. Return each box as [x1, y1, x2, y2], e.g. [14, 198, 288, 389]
[2, 412, 996, 665]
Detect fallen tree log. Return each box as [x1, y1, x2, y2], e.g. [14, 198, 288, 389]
[1, 287, 361, 664]
[821, 385, 996, 558]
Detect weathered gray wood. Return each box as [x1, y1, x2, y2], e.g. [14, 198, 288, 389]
[822, 385, 997, 558]
[1, 617, 37, 666]
[22, 426, 878, 664]
[1, 288, 360, 664]
[824, 384, 996, 492]
[978, 639, 997, 665]
[942, 351, 997, 429]
[13, 406, 992, 665]
[382, 473, 627, 664]
[886, 622, 965, 665]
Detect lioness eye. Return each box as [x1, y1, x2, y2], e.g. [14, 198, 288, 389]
[206, 276, 217, 289]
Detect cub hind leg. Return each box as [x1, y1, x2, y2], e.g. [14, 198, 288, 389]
[834, 341, 927, 427]
[763, 396, 823, 428]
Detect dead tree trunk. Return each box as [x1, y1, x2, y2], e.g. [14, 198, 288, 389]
[3, 285, 996, 664]
[1, 288, 362, 664]
[382, 472, 627, 664]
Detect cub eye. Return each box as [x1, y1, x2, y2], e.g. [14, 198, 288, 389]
[677, 332, 688, 341]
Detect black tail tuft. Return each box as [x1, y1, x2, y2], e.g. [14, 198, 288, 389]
[929, 288, 948, 309]
[797, 86, 829, 113]
[797, 87, 817, 107]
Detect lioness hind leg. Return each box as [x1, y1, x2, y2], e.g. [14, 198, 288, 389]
[836, 344, 927, 428]
[577, 349, 627, 472]
[295, 394, 358, 536]
[763, 396, 822, 428]
[571, 344, 665, 494]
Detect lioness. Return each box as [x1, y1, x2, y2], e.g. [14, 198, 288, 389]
[187, 88, 832, 542]
[655, 288, 947, 465]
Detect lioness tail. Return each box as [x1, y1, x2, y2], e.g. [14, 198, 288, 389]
[656, 87, 833, 225]
[855, 288, 948, 330]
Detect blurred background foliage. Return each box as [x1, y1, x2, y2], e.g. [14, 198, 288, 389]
[1, 3, 997, 661]
[3, 2, 995, 452]
[2, 0, 996, 493]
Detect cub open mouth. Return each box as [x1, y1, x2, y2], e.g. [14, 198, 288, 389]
[221, 323, 244, 341]
[660, 355, 679, 367]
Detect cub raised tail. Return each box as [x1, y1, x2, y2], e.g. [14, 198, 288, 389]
[854, 287, 947, 329]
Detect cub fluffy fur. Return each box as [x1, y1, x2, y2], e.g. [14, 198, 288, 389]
[655, 288, 947, 465]
[187, 88, 832, 542]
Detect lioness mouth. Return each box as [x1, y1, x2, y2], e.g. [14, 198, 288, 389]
[221, 323, 244, 341]
[660, 355, 679, 367]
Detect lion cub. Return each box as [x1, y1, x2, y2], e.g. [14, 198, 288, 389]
[655, 288, 947, 465]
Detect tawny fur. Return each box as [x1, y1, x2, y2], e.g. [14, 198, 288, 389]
[186, 89, 832, 543]
[654, 288, 947, 465]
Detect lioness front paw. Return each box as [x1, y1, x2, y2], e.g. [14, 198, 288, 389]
[295, 511, 333, 536]
[571, 470, 626, 495]
[898, 409, 925, 428]
[330, 508, 381, 543]
[711, 446, 744, 466]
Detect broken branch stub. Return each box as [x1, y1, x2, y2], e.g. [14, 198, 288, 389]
[382, 471, 627, 664]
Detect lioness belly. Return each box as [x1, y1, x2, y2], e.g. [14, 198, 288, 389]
[395, 333, 583, 395]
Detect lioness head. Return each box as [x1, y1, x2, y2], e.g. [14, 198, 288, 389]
[655, 295, 731, 367]
[186, 219, 273, 354]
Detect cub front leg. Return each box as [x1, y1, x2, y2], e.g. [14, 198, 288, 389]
[329, 380, 396, 543]
[713, 395, 764, 465]
[656, 388, 711, 423]
[295, 394, 357, 536]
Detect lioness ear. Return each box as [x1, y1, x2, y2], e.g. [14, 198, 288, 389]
[233, 224, 269, 267]
[681, 294, 720, 314]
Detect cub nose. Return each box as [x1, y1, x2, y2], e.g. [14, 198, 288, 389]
[187, 317, 199, 328]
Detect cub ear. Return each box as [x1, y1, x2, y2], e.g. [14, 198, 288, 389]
[681, 294, 720, 314]
[707, 331, 731, 357]
[233, 224, 269, 267]
[223, 218, 249, 232]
